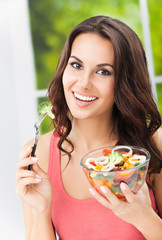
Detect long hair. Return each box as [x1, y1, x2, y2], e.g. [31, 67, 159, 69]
[48, 15, 162, 178]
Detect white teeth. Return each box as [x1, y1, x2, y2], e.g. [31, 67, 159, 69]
[74, 92, 97, 101]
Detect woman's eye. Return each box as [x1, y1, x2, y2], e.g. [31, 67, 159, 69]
[97, 69, 111, 76]
[70, 62, 83, 70]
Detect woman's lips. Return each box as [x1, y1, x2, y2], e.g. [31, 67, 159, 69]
[72, 91, 98, 107]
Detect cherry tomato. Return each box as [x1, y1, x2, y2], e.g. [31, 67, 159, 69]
[103, 149, 111, 156]
[89, 161, 96, 166]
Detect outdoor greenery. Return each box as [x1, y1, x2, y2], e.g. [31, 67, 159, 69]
[156, 84, 162, 117]
[28, 0, 142, 90]
[148, 0, 162, 76]
[148, 0, 162, 116]
[28, 0, 162, 133]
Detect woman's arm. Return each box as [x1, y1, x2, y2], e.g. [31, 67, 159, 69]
[23, 202, 33, 239]
[30, 208, 56, 240]
[152, 170, 162, 217]
[136, 191, 162, 240]
[136, 167, 162, 240]
[23, 201, 56, 240]
[16, 131, 56, 240]
[134, 175, 162, 240]
[152, 127, 162, 217]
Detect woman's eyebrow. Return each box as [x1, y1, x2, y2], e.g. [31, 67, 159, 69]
[70, 56, 114, 69]
[97, 63, 114, 69]
[70, 56, 83, 63]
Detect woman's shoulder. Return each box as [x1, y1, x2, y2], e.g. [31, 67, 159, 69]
[20, 130, 54, 173]
[151, 127, 162, 185]
[151, 128, 162, 216]
[152, 127, 162, 154]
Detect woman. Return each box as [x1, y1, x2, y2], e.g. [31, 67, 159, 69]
[16, 16, 162, 240]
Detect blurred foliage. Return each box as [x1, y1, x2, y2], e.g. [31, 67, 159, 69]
[28, 0, 142, 90]
[148, 0, 162, 118]
[28, 0, 162, 133]
[156, 84, 162, 117]
[148, 0, 162, 76]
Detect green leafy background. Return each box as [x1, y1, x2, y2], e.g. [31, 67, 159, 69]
[28, 0, 162, 134]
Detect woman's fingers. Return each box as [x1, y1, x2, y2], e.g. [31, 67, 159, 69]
[19, 176, 41, 186]
[19, 146, 33, 160]
[16, 172, 41, 197]
[89, 184, 135, 209]
[16, 169, 40, 182]
[100, 183, 134, 204]
[89, 182, 152, 226]
[140, 181, 149, 195]
[16, 176, 41, 196]
[17, 159, 47, 185]
[120, 182, 135, 203]
[17, 157, 39, 169]
[32, 163, 48, 178]
[100, 186, 120, 206]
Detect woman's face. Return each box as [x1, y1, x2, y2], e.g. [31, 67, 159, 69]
[62, 33, 115, 120]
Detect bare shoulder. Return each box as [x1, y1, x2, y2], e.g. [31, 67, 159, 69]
[152, 127, 162, 154]
[20, 130, 54, 173]
[151, 127, 162, 217]
[151, 169, 162, 217]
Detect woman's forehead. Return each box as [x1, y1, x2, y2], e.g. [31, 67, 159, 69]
[70, 33, 114, 65]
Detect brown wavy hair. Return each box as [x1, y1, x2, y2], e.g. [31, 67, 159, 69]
[48, 15, 162, 177]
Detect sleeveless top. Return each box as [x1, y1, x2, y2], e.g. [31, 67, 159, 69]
[48, 134, 158, 240]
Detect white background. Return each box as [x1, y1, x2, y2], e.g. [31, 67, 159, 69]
[0, 0, 161, 239]
[0, 0, 37, 239]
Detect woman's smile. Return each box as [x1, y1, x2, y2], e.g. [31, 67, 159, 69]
[72, 91, 98, 107]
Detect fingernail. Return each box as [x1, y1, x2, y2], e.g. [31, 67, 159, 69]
[31, 157, 39, 162]
[35, 178, 41, 182]
[89, 188, 95, 196]
[35, 174, 41, 179]
[120, 182, 127, 190]
[100, 186, 108, 194]
[27, 146, 31, 152]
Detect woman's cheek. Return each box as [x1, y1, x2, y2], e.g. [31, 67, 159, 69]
[62, 67, 75, 88]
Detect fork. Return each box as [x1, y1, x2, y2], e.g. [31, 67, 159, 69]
[28, 112, 48, 170]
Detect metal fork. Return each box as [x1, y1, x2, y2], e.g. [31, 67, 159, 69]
[28, 112, 48, 170]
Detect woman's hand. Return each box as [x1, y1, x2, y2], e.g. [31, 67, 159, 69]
[16, 146, 53, 214]
[89, 181, 152, 228]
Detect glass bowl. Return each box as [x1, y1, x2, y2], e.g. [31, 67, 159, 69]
[80, 145, 150, 199]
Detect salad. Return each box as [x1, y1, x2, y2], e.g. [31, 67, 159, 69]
[85, 146, 146, 172]
[82, 146, 149, 199]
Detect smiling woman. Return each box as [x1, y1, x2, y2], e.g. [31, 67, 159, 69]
[16, 15, 162, 240]
[62, 33, 115, 120]
[27, 0, 162, 137]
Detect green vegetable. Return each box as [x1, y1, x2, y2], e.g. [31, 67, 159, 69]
[135, 162, 141, 166]
[127, 180, 136, 189]
[103, 174, 113, 181]
[38, 101, 55, 119]
[108, 152, 125, 166]
[109, 184, 121, 194]
[94, 174, 105, 180]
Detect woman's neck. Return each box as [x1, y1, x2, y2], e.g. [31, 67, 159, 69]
[69, 116, 117, 153]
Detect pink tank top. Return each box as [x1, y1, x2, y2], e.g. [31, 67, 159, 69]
[48, 134, 158, 240]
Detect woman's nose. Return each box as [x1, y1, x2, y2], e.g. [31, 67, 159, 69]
[77, 72, 92, 90]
